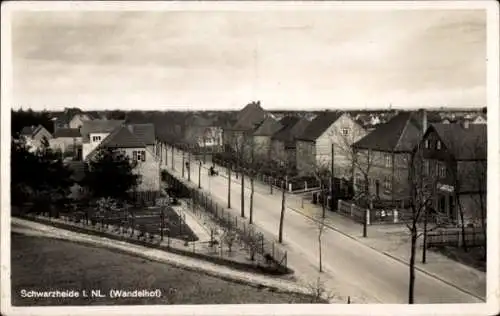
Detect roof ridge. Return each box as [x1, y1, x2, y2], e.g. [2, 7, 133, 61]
[393, 114, 413, 152]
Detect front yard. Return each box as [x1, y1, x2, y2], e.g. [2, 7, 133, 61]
[11, 233, 322, 305]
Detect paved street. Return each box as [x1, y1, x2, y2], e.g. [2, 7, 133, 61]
[164, 149, 483, 304]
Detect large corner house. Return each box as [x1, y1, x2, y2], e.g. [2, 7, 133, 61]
[82, 120, 162, 201]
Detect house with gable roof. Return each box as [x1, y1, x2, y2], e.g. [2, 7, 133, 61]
[295, 111, 366, 178]
[270, 116, 310, 168]
[416, 122, 486, 225]
[84, 123, 161, 201]
[222, 101, 267, 157]
[352, 111, 426, 201]
[19, 125, 53, 152]
[81, 119, 125, 160]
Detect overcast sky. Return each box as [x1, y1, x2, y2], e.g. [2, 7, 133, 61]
[11, 8, 486, 111]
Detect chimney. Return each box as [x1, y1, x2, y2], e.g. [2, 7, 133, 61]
[421, 109, 427, 134]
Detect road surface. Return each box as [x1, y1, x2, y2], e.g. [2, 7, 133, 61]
[163, 149, 482, 304]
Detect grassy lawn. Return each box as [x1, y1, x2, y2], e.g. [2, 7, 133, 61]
[11, 233, 319, 305]
[431, 246, 486, 272]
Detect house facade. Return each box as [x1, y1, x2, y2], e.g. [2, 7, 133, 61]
[50, 128, 82, 157]
[296, 112, 366, 178]
[19, 125, 53, 152]
[270, 117, 310, 168]
[416, 123, 486, 226]
[85, 123, 161, 201]
[252, 116, 283, 159]
[352, 111, 428, 202]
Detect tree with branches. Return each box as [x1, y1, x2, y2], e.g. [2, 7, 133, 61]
[82, 148, 140, 201]
[405, 142, 445, 304]
[307, 277, 335, 303]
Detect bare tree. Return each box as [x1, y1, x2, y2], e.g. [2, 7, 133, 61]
[307, 277, 335, 303]
[405, 143, 444, 304]
[312, 159, 331, 218]
[223, 228, 238, 253]
[278, 179, 286, 243]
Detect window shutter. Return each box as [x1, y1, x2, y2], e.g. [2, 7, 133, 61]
[142, 151, 146, 162]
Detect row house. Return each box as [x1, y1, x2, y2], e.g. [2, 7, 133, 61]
[295, 112, 366, 179]
[352, 111, 425, 201]
[417, 122, 486, 226]
[270, 116, 309, 169]
[85, 123, 161, 201]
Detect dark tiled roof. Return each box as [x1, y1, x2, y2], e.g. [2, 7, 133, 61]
[253, 117, 283, 136]
[20, 125, 46, 137]
[126, 123, 155, 145]
[81, 119, 125, 142]
[231, 102, 267, 131]
[353, 112, 423, 153]
[53, 128, 81, 138]
[430, 123, 486, 160]
[20, 126, 37, 136]
[296, 111, 343, 141]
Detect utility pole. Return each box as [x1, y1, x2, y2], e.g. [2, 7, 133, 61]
[331, 143, 335, 212]
[187, 150, 191, 181]
[228, 165, 232, 208]
[198, 160, 202, 189]
[171, 146, 175, 170]
[181, 150, 185, 178]
[422, 206, 428, 263]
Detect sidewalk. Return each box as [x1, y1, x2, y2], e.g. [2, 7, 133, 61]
[12, 217, 343, 303]
[285, 199, 486, 300]
[192, 154, 486, 300]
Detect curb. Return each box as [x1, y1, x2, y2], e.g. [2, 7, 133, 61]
[286, 205, 485, 302]
[11, 218, 323, 301]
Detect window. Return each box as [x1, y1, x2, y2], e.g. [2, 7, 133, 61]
[423, 160, 430, 176]
[424, 139, 430, 149]
[383, 176, 392, 191]
[92, 135, 101, 142]
[341, 128, 350, 136]
[133, 150, 146, 162]
[438, 163, 446, 178]
[436, 140, 442, 150]
[384, 154, 392, 168]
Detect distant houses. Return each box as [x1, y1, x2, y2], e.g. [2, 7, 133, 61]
[252, 116, 283, 159]
[19, 125, 52, 152]
[51, 108, 94, 131]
